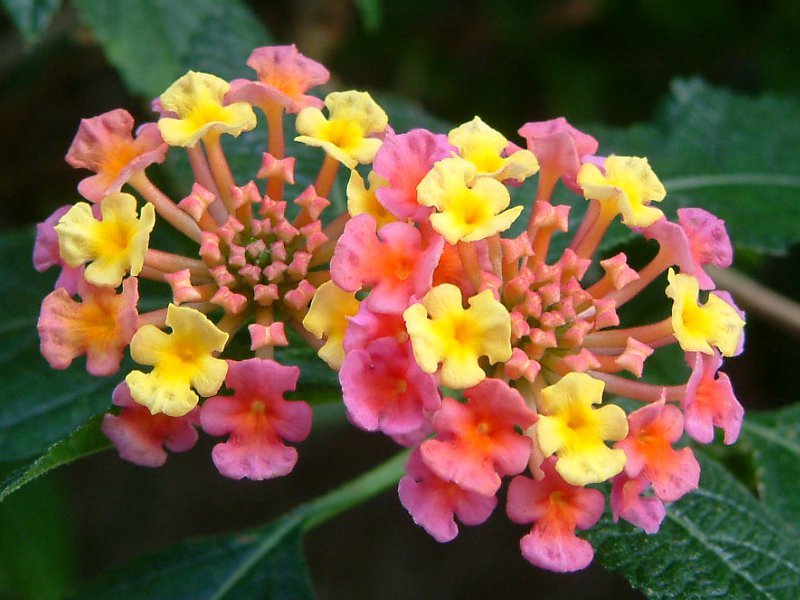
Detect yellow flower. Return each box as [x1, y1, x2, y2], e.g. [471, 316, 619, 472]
[577, 155, 666, 227]
[448, 116, 538, 182]
[157, 71, 257, 147]
[302, 281, 360, 369]
[56, 192, 155, 287]
[295, 91, 388, 168]
[537, 372, 628, 486]
[416, 157, 523, 244]
[346, 170, 395, 228]
[403, 284, 512, 389]
[666, 269, 745, 357]
[126, 305, 229, 417]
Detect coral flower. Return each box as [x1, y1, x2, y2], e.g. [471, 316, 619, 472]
[201, 359, 312, 480]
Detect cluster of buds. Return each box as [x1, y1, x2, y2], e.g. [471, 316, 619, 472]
[34, 45, 745, 572]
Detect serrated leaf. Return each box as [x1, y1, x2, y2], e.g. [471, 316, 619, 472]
[72, 0, 272, 99]
[0, 415, 109, 503]
[740, 404, 800, 532]
[0, 230, 119, 461]
[587, 453, 800, 599]
[76, 515, 314, 600]
[0, 0, 59, 43]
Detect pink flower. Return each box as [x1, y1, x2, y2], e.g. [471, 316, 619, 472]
[331, 214, 444, 314]
[678, 207, 733, 279]
[102, 382, 200, 467]
[610, 473, 666, 534]
[683, 351, 743, 444]
[615, 399, 700, 502]
[373, 129, 455, 221]
[420, 378, 536, 496]
[507, 458, 605, 572]
[518, 118, 598, 197]
[33, 204, 96, 293]
[65, 109, 167, 202]
[340, 337, 440, 436]
[343, 303, 408, 352]
[398, 447, 496, 542]
[226, 45, 329, 114]
[200, 358, 312, 480]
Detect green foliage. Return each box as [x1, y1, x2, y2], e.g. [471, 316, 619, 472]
[586, 453, 800, 599]
[0, 415, 109, 503]
[740, 404, 800, 531]
[71, 0, 272, 98]
[589, 79, 800, 256]
[0, 0, 59, 43]
[76, 451, 409, 599]
[0, 230, 118, 461]
[354, 0, 383, 33]
[77, 516, 314, 600]
[0, 474, 76, 599]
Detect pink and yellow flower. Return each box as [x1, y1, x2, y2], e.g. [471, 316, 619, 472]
[55, 192, 155, 287]
[536, 372, 628, 486]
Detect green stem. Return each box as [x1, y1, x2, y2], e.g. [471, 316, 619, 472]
[298, 448, 411, 531]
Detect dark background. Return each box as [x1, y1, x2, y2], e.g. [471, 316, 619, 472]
[1, 1, 798, 598]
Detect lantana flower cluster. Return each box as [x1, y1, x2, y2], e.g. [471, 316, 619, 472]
[34, 45, 745, 573]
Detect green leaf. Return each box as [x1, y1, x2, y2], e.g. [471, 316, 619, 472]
[0, 474, 76, 599]
[588, 79, 800, 255]
[354, 0, 382, 33]
[587, 453, 800, 599]
[0, 230, 118, 461]
[0, 0, 59, 43]
[71, 0, 272, 98]
[740, 404, 800, 532]
[78, 515, 314, 600]
[0, 415, 109, 503]
[75, 450, 409, 599]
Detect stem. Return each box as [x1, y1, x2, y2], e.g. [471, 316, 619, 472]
[265, 103, 286, 201]
[255, 307, 275, 360]
[458, 241, 484, 292]
[707, 266, 800, 338]
[299, 449, 410, 531]
[204, 133, 236, 214]
[571, 203, 616, 259]
[587, 371, 669, 403]
[583, 317, 674, 349]
[129, 173, 202, 242]
[315, 155, 340, 199]
[600, 247, 674, 306]
[145, 249, 209, 277]
[187, 146, 227, 225]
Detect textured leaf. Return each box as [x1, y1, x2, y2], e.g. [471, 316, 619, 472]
[588, 79, 800, 255]
[72, 0, 272, 98]
[76, 450, 409, 599]
[740, 404, 800, 532]
[587, 453, 800, 599]
[0, 230, 118, 461]
[0, 415, 109, 503]
[0, 0, 59, 43]
[77, 515, 313, 600]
